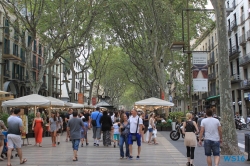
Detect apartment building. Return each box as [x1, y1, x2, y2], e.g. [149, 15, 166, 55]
[191, 0, 250, 117]
[0, 5, 60, 98]
[60, 61, 90, 104]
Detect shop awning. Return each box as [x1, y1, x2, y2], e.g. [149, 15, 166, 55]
[207, 95, 220, 100]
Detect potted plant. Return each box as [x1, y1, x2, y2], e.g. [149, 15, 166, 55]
[156, 123, 162, 131]
[0, 113, 9, 127]
[161, 119, 172, 131]
[168, 112, 184, 130]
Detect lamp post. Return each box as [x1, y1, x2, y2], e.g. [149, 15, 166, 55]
[69, 91, 72, 102]
[167, 80, 172, 95]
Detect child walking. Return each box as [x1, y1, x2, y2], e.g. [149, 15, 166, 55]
[113, 119, 120, 148]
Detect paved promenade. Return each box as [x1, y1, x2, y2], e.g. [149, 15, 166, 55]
[1, 131, 187, 166]
[1, 131, 249, 166]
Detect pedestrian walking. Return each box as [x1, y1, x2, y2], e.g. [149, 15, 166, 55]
[119, 113, 130, 159]
[80, 117, 89, 147]
[65, 109, 73, 142]
[90, 107, 103, 146]
[197, 113, 205, 132]
[7, 108, 27, 166]
[32, 112, 44, 147]
[67, 111, 84, 161]
[56, 112, 63, 145]
[0, 119, 7, 161]
[113, 119, 120, 148]
[100, 111, 112, 147]
[147, 113, 158, 144]
[128, 109, 143, 160]
[199, 108, 222, 166]
[49, 112, 57, 147]
[182, 113, 199, 166]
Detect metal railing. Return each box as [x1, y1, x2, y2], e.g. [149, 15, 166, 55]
[239, 34, 246, 45]
[241, 80, 250, 88]
[239, 53, 250, 66]
[208, 73, 216, 80]
[241, 14, 245, 24]
[230, 19, 237, 30]
[231, 74, 240, 81]
[229, 45, 240, 57]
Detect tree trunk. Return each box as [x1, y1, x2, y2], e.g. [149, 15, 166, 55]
[210, 0, 242, 155]
[88, 81, 94, 105]
[70, 51, 76, 103]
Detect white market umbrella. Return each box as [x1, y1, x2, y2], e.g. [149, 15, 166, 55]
[0, 91, 11, 95]
[2, 94, 51, 107]
[69, 103, 85, 108]
[45, 96, 65, 107]
[95, 101, 112, 107]
[134, 97, 174, 107]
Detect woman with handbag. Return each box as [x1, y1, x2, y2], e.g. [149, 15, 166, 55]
[119, 113, 130, 159]
[182, 113, 199, 166]
[0, 119, 7, 161]
[32, 112, 44, 147]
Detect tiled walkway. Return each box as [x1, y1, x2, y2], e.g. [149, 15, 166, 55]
[1, 131, 187, 166]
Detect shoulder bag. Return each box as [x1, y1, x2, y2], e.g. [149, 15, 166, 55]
[91, 113, 100, 127]
[132, 118, 139, 141]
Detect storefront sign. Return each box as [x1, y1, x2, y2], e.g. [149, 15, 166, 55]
[192, 52, 208, 92]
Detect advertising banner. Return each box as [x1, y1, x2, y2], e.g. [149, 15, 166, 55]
[78, 93, 84, 104]
[192, 52, 208, 92]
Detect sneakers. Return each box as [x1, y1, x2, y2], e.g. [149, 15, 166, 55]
[86, 143, 89, 146]
[136, 156, 140, 160]
[96, 144, 99, 146]
[94, 143, 96, 146]
[114, 144, 116, 148]
[128, 156, 133, 160]
[81, 143, 83, 147]
[57, 142, 60, 145]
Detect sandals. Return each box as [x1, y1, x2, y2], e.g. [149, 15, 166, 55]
[0, 157, 4, 161]
[20, 158, 27, 164]
[73, 157, 78, 161]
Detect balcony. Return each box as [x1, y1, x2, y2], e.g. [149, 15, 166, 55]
[208, 73, 216, 80]
[232, 0, 236, 9]
[231, 74, 241, 83]
[230, 19, 237, 31]
[202, 93, 208, 99]
[4, 70, 10, 78]
[247, 30, 250, 41]
[229, 45, 240, 60]
[240, 80, 250, 90]
[208, 56, 215, 66]
[239, 53, 250, 66]
[240, 14, 245, 24]
[239, 34, 247, 46]
[52, 72, 59, 79]
[12, 73, 19, 80]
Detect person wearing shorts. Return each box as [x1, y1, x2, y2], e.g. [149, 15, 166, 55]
[90, 107, 103, 146]
[128, 109, 143, 160]
[7, 108, 27, 166]
[67, 111, 84, 161]
[199, 109, 222, 166]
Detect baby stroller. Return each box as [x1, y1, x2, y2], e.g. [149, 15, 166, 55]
[1, 131, 13, 159]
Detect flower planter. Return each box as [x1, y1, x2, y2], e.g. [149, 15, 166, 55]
[156, 126, 162, 131]
[162, 126, 172, 131]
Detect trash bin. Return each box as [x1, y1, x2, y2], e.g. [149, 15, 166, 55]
[171, 122, 176, 131]
[245, 133, 250, 161]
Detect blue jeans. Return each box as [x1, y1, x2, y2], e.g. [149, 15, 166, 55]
[72, 139, 80, 151]
[119, 135, 129, 157]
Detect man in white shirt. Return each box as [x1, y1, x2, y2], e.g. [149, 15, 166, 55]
[128, 109, 143, 160]
[199, 109, 222, 166]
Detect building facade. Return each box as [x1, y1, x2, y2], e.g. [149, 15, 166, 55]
[191, 0, 250, 118]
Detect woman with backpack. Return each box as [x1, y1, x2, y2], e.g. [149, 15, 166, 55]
[182, 113, 199, 166]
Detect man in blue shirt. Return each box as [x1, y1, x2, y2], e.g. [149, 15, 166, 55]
[90, 107, 103, 146]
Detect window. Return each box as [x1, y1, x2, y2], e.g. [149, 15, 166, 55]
[33, 55, 36, 68]
[244, 68, 248, 79]
[38, 58, 41, 70]
[215, 32, 217, 41]
[39, 44, 42, 55]
[28, 36, 32, 46]
[4, 19, 9, 34]
[33, 40, 37, 52]
[230, 61, 233, 76]
[4, 38, 10, 54]
[20, 48, 25, 62]
[13, 43, 18, 56]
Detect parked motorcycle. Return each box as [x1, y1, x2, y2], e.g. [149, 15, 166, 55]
[170, 122, 185, 141]
[235, 118, 243, 130]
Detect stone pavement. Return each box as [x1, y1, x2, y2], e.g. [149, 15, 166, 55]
[160, 131, 250, 166]
[1, 131, 187, 166]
